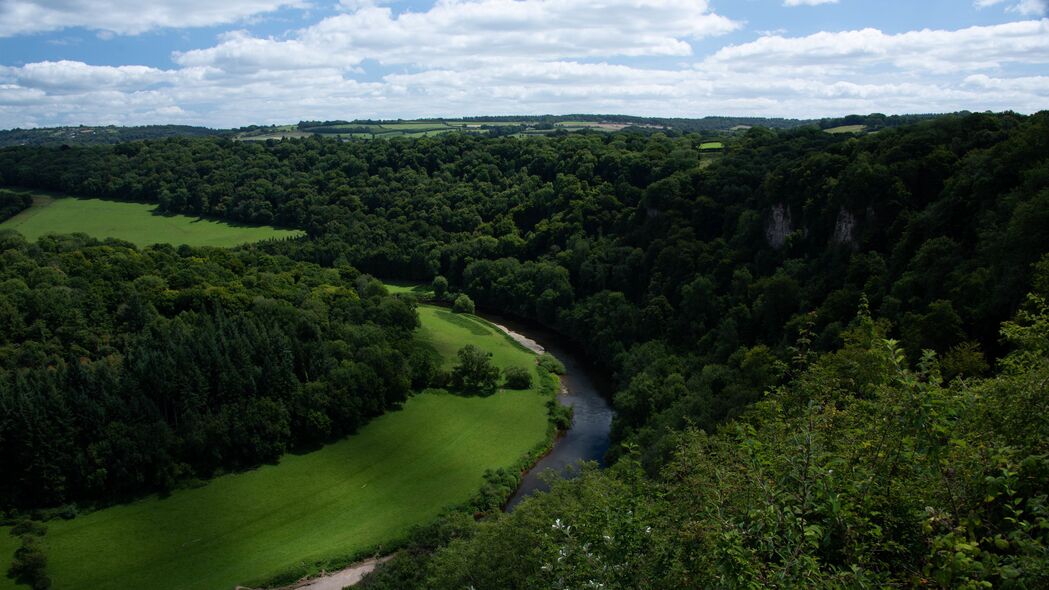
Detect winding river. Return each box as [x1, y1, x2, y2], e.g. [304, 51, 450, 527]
[483, 313, 614, 511]
[284, 310, 614, 589]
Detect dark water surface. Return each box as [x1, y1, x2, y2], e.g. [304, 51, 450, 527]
[481, 313, 614, 511]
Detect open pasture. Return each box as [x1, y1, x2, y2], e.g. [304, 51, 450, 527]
[0, 193, 302, 247]
[824, 124, 867, 134]
[8, 304, 549, 590]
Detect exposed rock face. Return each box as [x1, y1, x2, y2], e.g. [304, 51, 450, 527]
[832, 207, 857, 246]
[766, 204, 792, 249]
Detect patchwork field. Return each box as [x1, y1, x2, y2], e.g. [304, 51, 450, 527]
[236, 118, 671, 141]
[7, 304, 549, 590]
[0, 194, 302, 247]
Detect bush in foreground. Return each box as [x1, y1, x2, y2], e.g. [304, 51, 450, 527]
[450, 345, 500, 396]
[503, 367, 532, 389]
[452, 293, 475, 314]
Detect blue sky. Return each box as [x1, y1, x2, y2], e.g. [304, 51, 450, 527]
[0, 0, 1046, 128]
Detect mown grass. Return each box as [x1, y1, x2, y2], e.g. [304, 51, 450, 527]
[378, 122, 452, 131]
[0, 529, 20, 590]
[824, 124, 867, 134]
[16, 305, 548, 590]
[700, 141, 725, 150]
[384, 282, 434, 295]
[0, 193, 302, 247]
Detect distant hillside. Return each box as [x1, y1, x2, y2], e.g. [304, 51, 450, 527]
[234, 115, 820, 141]
[2, 114, 957, 146]
[0, 125, 226, 147]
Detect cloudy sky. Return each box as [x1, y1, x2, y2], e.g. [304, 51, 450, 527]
[0, 0, 1047, 128]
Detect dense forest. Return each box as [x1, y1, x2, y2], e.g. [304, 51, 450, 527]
[1, 110, 1048, 586]
[0, 190, 32, 223]
[0, 234, 423, 508]
[362, 283, 1049, 588]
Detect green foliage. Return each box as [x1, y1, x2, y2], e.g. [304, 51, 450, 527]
[373, 299, 1049, 588]
[503, 366, 533, 389]
[9, 303, 550, 590]
[7, 522, 50, 590]
[2, 113, 1049, 587]
[546, 399, 573, 431]
[0, 190, 32, 223]
[0, 234, 420, 509]
[472, 469, 521, 512]
[432, 275, 448, 299]
[537, 353, 566, 375]
[450, 345, 500, 396]
[0, 125, 223, 147]
[451, 293, 475, 314]
[939, 341, 990, 382]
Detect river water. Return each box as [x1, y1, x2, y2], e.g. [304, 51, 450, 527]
[282, 310, 614, 589]
[483, 313, 614, 511]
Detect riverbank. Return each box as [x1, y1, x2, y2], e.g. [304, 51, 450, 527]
[5, 306, 550, 590]
[264, 307, 613, 589]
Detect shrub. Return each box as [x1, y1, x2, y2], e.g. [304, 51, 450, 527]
[452, 293, 475, 314]
[0, 190, 32, 223]
[450, 345, 500, 396]
[537, 353, 566, 375]
[8, 523, 51, 590]
[432, 276, 449, 299]
[503, 367, 533, 389]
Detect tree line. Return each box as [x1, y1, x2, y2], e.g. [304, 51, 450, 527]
[1, 110, 1048, 584]
[2, 111, 1045, 467]
[362, 277, 1049, 588]
[0, 233, 426, 509]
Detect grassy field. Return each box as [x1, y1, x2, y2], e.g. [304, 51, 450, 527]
[0, 529, 19, 590]
[385, 282, 434, 296]
[11, 304, 549, 590]
[700, 141, 725, 150]
[824, 124, 867, 134]
[378, 122, 453, 131]
[0, 194, 302, 247]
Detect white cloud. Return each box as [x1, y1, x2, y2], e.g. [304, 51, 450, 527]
[784, 0, 839, 6]
[964, 73, 1049, 92]
[175, 0, 739, 71]
[4, 61, 172, 92]
[0, 2, 1047, 128]
[705, 20, 1049, 74]
[0, 0, 308, 37]
[974, 0, 1047, 15]
[1010, 0, 1048, 15]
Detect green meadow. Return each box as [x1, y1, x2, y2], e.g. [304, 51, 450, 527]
[824, 124, 867, 134]
[0, 194, 302, 247]
[0, 531, 19, 590]
[6, 304, 549, 590]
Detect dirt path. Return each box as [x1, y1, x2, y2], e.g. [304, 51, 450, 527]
[288, 556, 392, 590]
[489, 322, 546, 355]
[237, 556, 393, 590]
